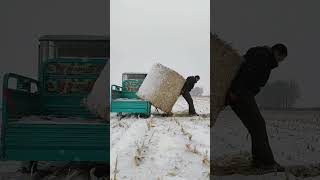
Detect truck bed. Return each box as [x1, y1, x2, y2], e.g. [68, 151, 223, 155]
[3, 122, 109, 161]
[1, 73, 109, 162]
[11, 115, 106, 125]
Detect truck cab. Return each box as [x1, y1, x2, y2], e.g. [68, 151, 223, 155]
[1, 35, 109, 162]
[111, 73, 151, 117]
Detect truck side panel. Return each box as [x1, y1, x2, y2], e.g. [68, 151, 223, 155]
[4, 124, 108, 161]
[1, 73, 109, 161]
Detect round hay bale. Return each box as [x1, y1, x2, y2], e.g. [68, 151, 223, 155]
[85, 62, 109, 120]
[137, 63, 186, 113]
[211, 34, 242, 126]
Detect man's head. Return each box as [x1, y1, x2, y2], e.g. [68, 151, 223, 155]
[272, 43, 288, 63]
[195, 75, 200, 82]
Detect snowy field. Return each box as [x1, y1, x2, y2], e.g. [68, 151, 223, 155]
[212, 109, 320, 179]
[110, 96, 210, 180]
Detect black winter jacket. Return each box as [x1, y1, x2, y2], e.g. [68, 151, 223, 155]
[230, 46, 279, 97]
[182, 76, 197, 92]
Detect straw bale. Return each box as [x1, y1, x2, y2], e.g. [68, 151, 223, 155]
[211, 34, 242, 125]
[137, 63, 186, 113]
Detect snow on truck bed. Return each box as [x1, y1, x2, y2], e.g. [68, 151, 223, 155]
[110, 96, 210, 180]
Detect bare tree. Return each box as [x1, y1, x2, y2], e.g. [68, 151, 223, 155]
[256, 80, 300, 109]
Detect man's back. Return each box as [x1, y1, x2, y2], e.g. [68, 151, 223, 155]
[182, 76, 197, 92]
[231, 46, 278, 96]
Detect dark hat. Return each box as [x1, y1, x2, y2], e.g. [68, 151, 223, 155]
[272, 43, 288, 57]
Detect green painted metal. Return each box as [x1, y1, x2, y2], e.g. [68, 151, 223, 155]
[111, 100, 151, 113]
[1, 72, 109, 161]
[3, 124, 108, 161]
[1, 36, 110, 162]
[110, 73, 151, 117]
[41, 58, 107, 117]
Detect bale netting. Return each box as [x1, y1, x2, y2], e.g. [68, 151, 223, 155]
[137, 63, 186, 114]
[211, 34, 242, 126]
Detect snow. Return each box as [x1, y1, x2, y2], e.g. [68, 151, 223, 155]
[110, 96, 210, 180]
[212, 109, 320, 179]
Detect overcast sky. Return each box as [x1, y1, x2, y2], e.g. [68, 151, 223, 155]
[213, 0, 320, 107]
[111, 0, 210, 95]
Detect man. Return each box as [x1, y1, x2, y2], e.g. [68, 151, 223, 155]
[227, 43, 288, 170]
[181, 75, 200, 115]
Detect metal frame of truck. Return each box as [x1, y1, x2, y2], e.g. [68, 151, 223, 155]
[1, 35, 109, 162]
[111, 73, 151, 117]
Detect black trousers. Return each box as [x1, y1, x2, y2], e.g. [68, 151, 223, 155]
[181, 91, 196, 114]
[230, 94, 275, 164]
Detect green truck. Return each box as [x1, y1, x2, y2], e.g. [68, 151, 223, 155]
[111, 73, 151, 118]
[1, 35, 109, 163]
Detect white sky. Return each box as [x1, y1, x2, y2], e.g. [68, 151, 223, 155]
[111, 0, 210, 95]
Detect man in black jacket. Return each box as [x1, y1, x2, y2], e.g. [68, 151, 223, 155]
[227, 44, 288, 170]
[181, 75, 200, 115]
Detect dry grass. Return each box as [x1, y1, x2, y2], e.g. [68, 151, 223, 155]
[185, 144, 200, 155]
[177, 121, 193, 141]
[134, 140, 146, 166]
[134, 132, 155, 166]
[146, 118, 156, 131]
[111, 155, 119, 180]
[166, 171, 177, 177]
[202, 150, 210, 167]
[180, 127, 186, 135]
[112, 120, 129, 129]
[188, 134, 193, 141]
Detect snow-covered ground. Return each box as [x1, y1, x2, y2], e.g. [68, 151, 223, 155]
[110, 96, 210, 180]
[212, 109, 320, 179]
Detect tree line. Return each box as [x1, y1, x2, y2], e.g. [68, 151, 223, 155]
[256, 80, 301, 109]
